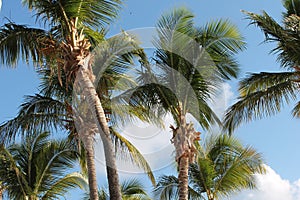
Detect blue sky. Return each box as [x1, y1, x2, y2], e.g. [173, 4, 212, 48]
[1, 0, 300, 199]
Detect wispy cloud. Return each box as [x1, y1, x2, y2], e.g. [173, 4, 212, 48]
[210, 82, 234, 118]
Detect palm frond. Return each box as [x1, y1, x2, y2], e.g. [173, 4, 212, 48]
[189, 160, 216, 195]
[243, 10, 300, 69]
[0, 94, 67, 143]
[38, 68, 73, 99]
[0, 145, 29, 199]
[41, 172, 88, 199]
[153, 175, 179, 200]
[33, 136, 80, 195]
[239, 71, 300, 96]
[213, 146, 265, 198]
[154, 175, 203, 200]
[292, 100, 300, 117]
[0, 22, 49, 67]
[223, 72, 299, 133]
[195, 19, 245, 79]
[22, 0, 122, 30]
[121, 179, 151, 200]
[83, 179, 150, 200]
[282, 0, 300, 17]
[195, 134, 265, 199]
[0, 132, 84, 199]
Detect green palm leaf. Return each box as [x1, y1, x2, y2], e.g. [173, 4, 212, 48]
[0, 23, 49, 66]
[0, 94, 67, 142]
[41, 172, 87, 199]
[22, 0, 122, 30]
[0, 132, 87, 199]
[83, 179, 151, 200]
[224, 72, 300, 133]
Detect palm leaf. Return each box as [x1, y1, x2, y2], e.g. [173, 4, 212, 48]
[195, 19, 245, 79]
[41, 172, 88, 199]
[154, 175, 203, 200]
[224, 72, 300, 133]
[282, 0, 300, 17]
[0, 132, 85, 199]
[243, 10, 300, 69]
[22, 0, 122, 30]
[0, 94, 67, 143]
[0, 22, 50, 66]
[153, 175, 179, 200]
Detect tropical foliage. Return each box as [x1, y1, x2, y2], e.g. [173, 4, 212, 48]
[154, 134, 266, 200]
[0, 132, 87, 200]
[0, 1, 272, 200]
[0, 0, 125, 198]
[0, 67, 156, 184]
[0, 0, 153, 199]
[224, 0, 300, 133]
[84, 179, 152, 200]
[132, 7, 245, 200]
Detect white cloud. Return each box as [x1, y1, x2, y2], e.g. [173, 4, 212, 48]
[231, 165, 300, 200]
[94, 113, 176, 176]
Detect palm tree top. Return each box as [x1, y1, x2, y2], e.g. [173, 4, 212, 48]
[0, 132, 87, 199]
[23, 0, 122, 30]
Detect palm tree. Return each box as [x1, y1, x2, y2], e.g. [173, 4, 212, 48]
[83, 179, 152, 200]
[224, 0, 300, 133]
[132, 7, 245, 200]
[0, 132, 87, 200]
[0, 1, 147, 199]
[0, 66, 157, 193]
[154, 134, 266, 200]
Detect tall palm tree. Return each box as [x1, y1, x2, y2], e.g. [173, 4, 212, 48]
[154, 134, 266, 200]
[0, 132, 87, 200]
[224, 0, 300, 133]
[133, 7, 245, 200]
[83, 179, 152, 200]
[0, 1, 147, 199]
[0, 66, 157, 193]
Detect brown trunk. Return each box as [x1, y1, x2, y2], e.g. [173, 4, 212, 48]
[206, 190, 214, 200]
[0, 188, 3, 200]
[84, 134, 99, 200]
[178, 155, 189, 200]
[76, 66, 122, 200]
[170, 106, 201, 200]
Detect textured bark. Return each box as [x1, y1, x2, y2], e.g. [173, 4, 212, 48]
[0, 188, 3, 200]
[84, 135, 99, 200]
[207, 190, 214, 200]
[170, 107, 201, 200]
[178, 155, 189, 200]
[76, 66, 122, 200]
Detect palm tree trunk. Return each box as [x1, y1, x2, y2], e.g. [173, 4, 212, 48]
[206, 191, 214, 200]
[0, 188, 3, 200]
[84, 134, 99, 200]
[171, 108, 200, 200]
[178, 154, 189, 200]
[77, 66, 122, 200]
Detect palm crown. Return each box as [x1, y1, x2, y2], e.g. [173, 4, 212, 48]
[0, 132, 87, 200]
